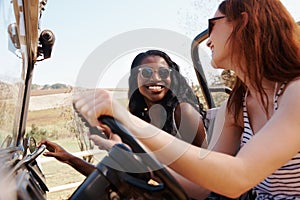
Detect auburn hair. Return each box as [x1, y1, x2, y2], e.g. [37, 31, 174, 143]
[218, 0, 300, 120]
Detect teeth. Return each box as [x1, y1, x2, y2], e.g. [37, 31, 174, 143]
[148, 86, 162, 90]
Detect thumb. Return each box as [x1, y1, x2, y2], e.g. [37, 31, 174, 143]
[43, 151, 56, 157]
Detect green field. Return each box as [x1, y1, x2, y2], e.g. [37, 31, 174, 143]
[27, 106, 75, 139]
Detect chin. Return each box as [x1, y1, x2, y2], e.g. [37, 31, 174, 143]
[211, 59, 227, 70]
[148, 95, 164, 103]
[211, 60, 219, 69]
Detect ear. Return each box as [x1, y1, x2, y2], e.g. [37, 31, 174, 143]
[240, 12, 249, 28]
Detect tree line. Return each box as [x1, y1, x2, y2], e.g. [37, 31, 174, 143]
[31, 83, 70, 90]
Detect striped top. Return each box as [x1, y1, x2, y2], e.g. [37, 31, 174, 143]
[241, 82, 300, 199]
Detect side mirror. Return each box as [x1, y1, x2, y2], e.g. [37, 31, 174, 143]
[28, 136, 37, 153]
[38, 29, 55, 60]
[23, 136, 37, 154]
[7, 23, 20, 50]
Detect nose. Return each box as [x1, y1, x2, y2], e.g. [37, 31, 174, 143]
[150, 71, 161, 81]
[206, 38, 212, 47]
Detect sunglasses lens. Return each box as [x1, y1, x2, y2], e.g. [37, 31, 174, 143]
[208, 16, 225, 36]
[141, 68, 153, 78]
[139, 67, 171, 79]
[208, 20, 213, 35]
[159, 68, 171, 79]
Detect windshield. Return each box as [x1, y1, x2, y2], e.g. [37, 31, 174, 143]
[0, 0, 27, 149]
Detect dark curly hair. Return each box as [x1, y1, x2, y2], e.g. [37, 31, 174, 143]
[128, 50, 206, 136]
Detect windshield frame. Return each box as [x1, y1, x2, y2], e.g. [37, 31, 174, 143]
[0, 0, 40, 149]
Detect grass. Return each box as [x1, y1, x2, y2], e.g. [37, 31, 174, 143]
[27, 107, 73, 133]
[27, 107, 69, 125]
[42, 161, 85, 200]
[40, 138, 84, 200]
[26, 98, 129, 139]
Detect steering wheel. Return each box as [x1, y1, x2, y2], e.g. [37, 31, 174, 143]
[70, 115, 189, 200]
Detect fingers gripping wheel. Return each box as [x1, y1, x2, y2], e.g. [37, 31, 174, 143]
[99, 116, 189, 199]
[70, 116, 189, 200]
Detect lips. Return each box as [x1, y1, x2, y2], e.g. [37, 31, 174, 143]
[146, 84, 165, 92]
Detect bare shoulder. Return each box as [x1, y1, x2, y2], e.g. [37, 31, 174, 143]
[176, 102, 199, 114]
[174, 102, 202, 122]
[177, 102, 195, 109]
[286, 78, 300, 90]
[278, 79, 300, 113]
[283, 79, 300, 99]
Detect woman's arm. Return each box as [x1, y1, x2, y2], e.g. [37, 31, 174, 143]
[38, 140, 96, 176]
[167, 167, 210, 199]
[174, 102, 207, 147]
[208, 100, 242, 155]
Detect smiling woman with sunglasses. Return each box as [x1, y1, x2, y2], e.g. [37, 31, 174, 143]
[127, 50, 207, 147]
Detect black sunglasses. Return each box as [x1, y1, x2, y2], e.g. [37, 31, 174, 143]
[139, 67, 172, 79]
[208, 16, 226, 36]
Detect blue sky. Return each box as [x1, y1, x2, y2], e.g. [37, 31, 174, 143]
[33, 0, 300, 87]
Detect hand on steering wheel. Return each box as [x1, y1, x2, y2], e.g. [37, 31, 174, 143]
[97, 116, 189, 200]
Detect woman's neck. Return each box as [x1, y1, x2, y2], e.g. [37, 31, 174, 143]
[144, 98, 153, 109]
[247, 80, 276, 97]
